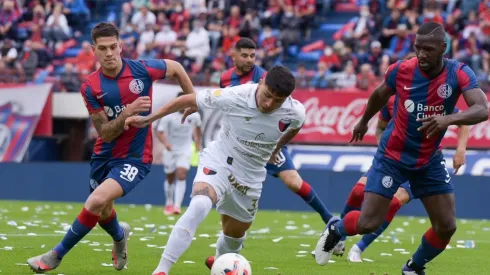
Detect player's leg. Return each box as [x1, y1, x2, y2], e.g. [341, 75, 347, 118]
[348, 183, 413, 262]
[173, 153, 192, 214]
[267, 147, 333, 224]
[403, 159, 455, 274]
[164, 172, 176, 215]
[315, 157, 405, 266]
[340, 175, 367, 219]
[163, 151, 177, 215]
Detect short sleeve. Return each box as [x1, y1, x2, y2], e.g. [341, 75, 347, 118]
[144, 59, 167, 81]
[290, 101, 306, 130]
[156, 117, 168, 132]
[80, 80, 103, 114]
[195, 87, 237, 111]
[378, 105, 392, 122]
[457, 64, 479, 93]
[193, 113, 202, 127]
[384, 61, 400, 93]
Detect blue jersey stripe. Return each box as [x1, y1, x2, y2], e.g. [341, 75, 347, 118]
[400, 67, 426, 167]
[379, 63, 401, 154]
[231, 71, 241, 86]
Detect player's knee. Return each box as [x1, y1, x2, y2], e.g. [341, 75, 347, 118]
[394, 189, 410, 205]
[85, 193, 110, 213]
[176, 169, 187, 181]
[433, 220, 457, 239]
[357, 213, 384, 233]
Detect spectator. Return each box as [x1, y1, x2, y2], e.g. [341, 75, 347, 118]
[44, 4, 70, 48]
[132, 6, 156, 33]
[0, 39, 18, 68]
[17, 40, 39, 82]
[0, 59, 22, 83]
[356, 63, 376, 91]
[319, 45, 341, 72]
[133, 0, 149, 9]
[207, 0, 225, 12]
[222, 26, 241, 54]
[279, 5, 300, 53]
[0, 0, 20, 40]
[74, 41, 96, 76]
[137, 24, 156, 54]
[184, 0, 206, 17]
[295, 0, 316, 39]
[118, 3, 133, 31]
[62, 0, 89, 35]
[295, 64, 311, 88]
[60, 62, 81, 92]
[365, 40, 384, 75]
[311, 61, 331, 89]
[239, 9, 261, 40]
[149, 0, 171, 14]
[385, 24, 411, 61]
[154, 24, 177, 55]
[169, 2, 190, 34]
[207, 10, 225, 54]
[185, 20, 210, 66]
[259, 25, 283, 70]
[139, 43, 158, 59]
[336, 61, 357, 88]
[227, 5, 242, 29]
[380, 8, 409, 48]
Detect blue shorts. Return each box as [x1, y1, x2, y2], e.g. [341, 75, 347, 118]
[266, 146, 296, 177]
[365, 153, 453, 199]
[89, 158, 151, 196]
[362, 169, 414, 202]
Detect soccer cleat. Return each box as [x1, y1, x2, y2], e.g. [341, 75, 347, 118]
[347, 244, 363, 262]
[112, 222, 131, 271]
[205, 256, 215, 270]
[152, 273, 167, 275]
[173, 207, 182, 215]
[332, 240, 345, 256]
[314, 217, 341, 266]
[27, 250, 61, 273]
[402, 259, 426, 275]
[163, 205, 174, 216]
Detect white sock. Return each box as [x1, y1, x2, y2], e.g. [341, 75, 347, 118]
[174, 179, 186, 208]
[153, 195, 213, 274]
[164, 180, 175, 206]
[215, 233, 246, 258]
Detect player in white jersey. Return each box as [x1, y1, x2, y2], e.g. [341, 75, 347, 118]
[156, 92, 202, 215]
[125, 66, 305, 275]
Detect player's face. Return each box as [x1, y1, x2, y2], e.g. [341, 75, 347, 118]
[233, 48, 255, 74]
[256, 82, 288, 114]
[414, 35, 446, 72]
[93, 36, 122, 71]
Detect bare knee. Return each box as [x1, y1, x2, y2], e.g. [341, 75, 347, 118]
[85, 193, 110, 214]
[221, 215, 251, 238]
[278, 170, 302, 192]
[394, 188, 410, 205]
[357, 215, 384, 234]
[176, 168, 188, 181]
[433, 219, 457, 239]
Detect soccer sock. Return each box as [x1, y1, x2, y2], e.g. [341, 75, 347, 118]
[53, 208, 100, 258]
[174, 179, 186, 209]
[357, 197, 402, 251]
[215, 233, 246, 258]
[296, 181, 333, 224]
[154, 195, 213, 273]
[334, 211, 361, 237]
[164, 180, 174, 206]
[412, 227, 450, 267]
[341, 182, 365, 219]
[98, 208, 124, 242]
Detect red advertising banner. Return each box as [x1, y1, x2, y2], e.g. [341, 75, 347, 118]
[293, 90, 490, 149]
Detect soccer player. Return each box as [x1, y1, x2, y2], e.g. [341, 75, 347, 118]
[220, 38, 334, 226]
[26, 22, 196, 273]
[125, 65, 305, 275]
[342, 96, 469, 262]
[156, 91, 202, 215]
[314, 22, 488, 274]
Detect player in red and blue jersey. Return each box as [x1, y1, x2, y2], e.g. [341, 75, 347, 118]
[202, 38, 336, 270]
[315, 22, 488, 274]
[27, 23, 196, 273]
[340, 97, 469, 262]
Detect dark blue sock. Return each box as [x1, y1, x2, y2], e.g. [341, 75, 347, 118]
[412, 227, 449, 267]
[297, 181, 333, 224]
[99, 209, 124, 242]
[54, 208, 99, 258]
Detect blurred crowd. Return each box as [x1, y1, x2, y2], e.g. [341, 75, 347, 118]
[0, 0, 489, 93]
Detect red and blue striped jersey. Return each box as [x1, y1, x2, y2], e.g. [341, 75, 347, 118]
[378, 57, 478, 168]
[219, 65, 267, 88]
[81, 58, 167, 164]
[379, 97, 460, 122]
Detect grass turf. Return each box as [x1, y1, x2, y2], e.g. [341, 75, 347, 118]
[0, 200, 488, 275]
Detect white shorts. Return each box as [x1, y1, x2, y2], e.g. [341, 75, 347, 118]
[162, 149, 191, 174]
[193, 152, 262, 223]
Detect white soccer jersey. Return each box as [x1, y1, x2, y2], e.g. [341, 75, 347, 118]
[156, 112, 201, 152]
[195, 83, 305, 187]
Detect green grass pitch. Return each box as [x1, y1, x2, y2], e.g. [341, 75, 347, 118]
[0, 200, 489, 274]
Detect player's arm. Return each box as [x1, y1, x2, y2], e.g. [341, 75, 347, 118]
[146, 94, 198, 125]
[360, 81, 394, 126]
[156, 118, 172, 150]
[273, 127, 301, 154]
[193, 126, 202, 151]
[164, 59, 196, 95]
[445, 89, 488, 126]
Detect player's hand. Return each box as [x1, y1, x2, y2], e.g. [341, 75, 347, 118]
[181, 106, 198, 124]
[268, 150, 281, 165]
[350, 122, 368, 143]
[124, 116, 150, 129]
[164, 143, 172, 151]
[453, 149, 466, 174]
[416, 116, 450, 138]
[126, 96, 151, 116]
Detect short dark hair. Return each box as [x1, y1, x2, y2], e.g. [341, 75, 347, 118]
[265, 65, 295, 97]
[235, 37, 256, 51]
[91, 22, 120, 43]
[417, 22, 445, 37]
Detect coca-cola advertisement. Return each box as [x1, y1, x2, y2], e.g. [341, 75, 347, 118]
[293, 90, 490, 149]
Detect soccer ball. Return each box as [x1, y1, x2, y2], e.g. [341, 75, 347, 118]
[210, 253, 252, 275]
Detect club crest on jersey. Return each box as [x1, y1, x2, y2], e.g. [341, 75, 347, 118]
[203, 167, 217, 175]
[278, 118, 292, 132]
[129, 79, 144, 94]
[437, 84, 452, 99]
